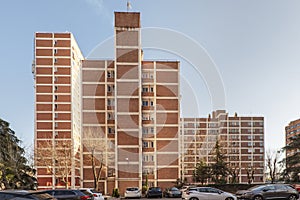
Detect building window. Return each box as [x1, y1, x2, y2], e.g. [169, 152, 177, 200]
[54, 104, 58, 110]
[143, 141, 154, 148]
[54, 113, 58, 119]
[142, 72, 154, 79]
[54, 58, 57, 63]
[142, 87, 148, 92]
[107, 71, 114, 78]
[150, 127, 154, 133]
[107, 85, 115, 92]
[54, 49, 57, 55]
[108, 127, 114, 134]
[260, 148, 264, 153]
[107, 99, 114, 106]
[150, 101, 154, 106]
[54, 95, 58, 101]
[143, 155, 154, 162]
[142, 101, 148, 106]
[53, 40, 57, 46]
[55, 122, 58, 128]
[142, 127, 148, 134]
[55, 86, 58, 91]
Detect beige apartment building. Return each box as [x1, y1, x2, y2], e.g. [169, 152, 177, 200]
[33, 32, 83, 189]
[180, 110, 265, 184]
[33, 12, 180, 193]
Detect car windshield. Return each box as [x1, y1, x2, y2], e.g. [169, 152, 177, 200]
[150, 187, 161, 191]
[127, 188, 139, 191]
[170, 188, 179, 191]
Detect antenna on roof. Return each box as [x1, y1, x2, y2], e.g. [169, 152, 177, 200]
[127, 1, 132, 12]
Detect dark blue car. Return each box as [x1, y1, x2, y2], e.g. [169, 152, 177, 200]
[146, 187, 163, 198]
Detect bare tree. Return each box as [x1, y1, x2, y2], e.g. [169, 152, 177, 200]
[228, 166, 240, 184]
[35, 138, 72, 188]
[266, 149, 282, 183]
[82, 127, 113, 191]
[246, 166, 255, 184]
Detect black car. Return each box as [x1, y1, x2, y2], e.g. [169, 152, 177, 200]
[42, 189, 94, 200]
[163, 187, 182, 198]
[236, 184, 299, 200]
[0, 190, 56, 200]
[146, 187, 163, 198]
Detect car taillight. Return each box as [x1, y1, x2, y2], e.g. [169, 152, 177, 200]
[81, 195, 91, 200]
[93, 194, 97, 197]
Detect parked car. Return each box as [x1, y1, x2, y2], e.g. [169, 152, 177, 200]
[0, 190, 57, 200]
[43, 189, 94, 200]
[87, 189, 104, 200]
[182, 187, 236, 200]
[124, 187, 142, 198]
[292, 184, 300, 193]
[180, 185, 197, 198]
[235, 184, 299, 200]
[164, 187, 182, 198]
[146, 187, 163, 198]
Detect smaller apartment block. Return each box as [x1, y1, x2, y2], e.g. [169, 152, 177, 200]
[285, 118, 300, 161]
[180, 110, 265, 184]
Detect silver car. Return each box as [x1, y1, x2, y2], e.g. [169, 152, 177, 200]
[182, 187, 237, 200]
[124, 187, 142, 198]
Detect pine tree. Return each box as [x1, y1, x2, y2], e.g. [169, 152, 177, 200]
[0, 118, 36, 189]
[210, 139, 228, 184]
[282, 134, 300, 182]
[193, 159, 210, 185]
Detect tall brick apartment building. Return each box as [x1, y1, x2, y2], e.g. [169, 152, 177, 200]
[33, 12, 180, 193]
[180, 110, 265, 184]
[285, 118, 300, 167]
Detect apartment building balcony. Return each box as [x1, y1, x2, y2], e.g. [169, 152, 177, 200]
[142, 119, 154, 125]
[142, 161, 155, 166]
[107, 133, 115, 139]
[107, 119, 115, 124]
[142, 147, 155, 152]
[107, 77, 115, 82]
[107, 91, 114, 96]
[107, 105, 114, 110]
[142, 91, 154, 97]
[142, 106, 154, 111]
[142, 174, 154, 179]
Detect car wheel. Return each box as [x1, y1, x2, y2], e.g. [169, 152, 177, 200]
[253, 196, 264, 200]
[225, 198, 234, 200]
[189, 197, 199, 200]
[288, 195, 297, 200]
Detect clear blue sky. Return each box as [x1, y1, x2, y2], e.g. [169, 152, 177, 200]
[1, 0, 300, 151]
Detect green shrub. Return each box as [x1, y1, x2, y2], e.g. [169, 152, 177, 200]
[112, 188, 120, 198]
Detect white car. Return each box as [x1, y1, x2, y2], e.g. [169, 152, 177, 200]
[82, 188, 104, 200]
[124, 187, 142, 198]
[182, 187, 237, 200]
